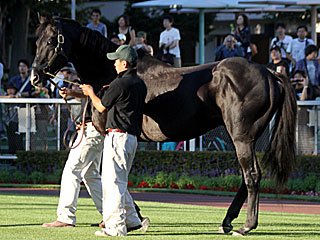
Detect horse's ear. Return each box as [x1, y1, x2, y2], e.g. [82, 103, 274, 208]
[37, 11, 53, 24]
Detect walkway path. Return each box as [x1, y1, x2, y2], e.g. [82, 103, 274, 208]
[0, 188, 319, 215]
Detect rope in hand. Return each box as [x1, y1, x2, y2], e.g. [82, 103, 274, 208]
[44, 71, 88, 150]
[44, 71, 81, 86]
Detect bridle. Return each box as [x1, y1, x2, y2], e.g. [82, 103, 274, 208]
[41, 19, 88, 150]
[44, 20, 68, 75]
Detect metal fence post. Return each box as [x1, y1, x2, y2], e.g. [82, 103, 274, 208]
[314, 105, 318, 155]
[25, 103, 30, 151]
[57, 104, 61, 151]
[295, 107, 299, 155]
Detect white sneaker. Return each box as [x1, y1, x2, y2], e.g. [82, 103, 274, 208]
[94, 230, 110, 237]
[141, 217, 150, 232]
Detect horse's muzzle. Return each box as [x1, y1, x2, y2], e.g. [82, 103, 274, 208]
[30, 69, 41, 87]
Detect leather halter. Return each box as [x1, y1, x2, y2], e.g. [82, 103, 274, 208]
[44, 20, 68, 74]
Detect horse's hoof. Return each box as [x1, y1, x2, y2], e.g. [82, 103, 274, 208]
[218, 224, 233, 234]
[232, 227, 249, 236]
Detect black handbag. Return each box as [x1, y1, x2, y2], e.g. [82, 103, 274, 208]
[157, 46, 175, 66]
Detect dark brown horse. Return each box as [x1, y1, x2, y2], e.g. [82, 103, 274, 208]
[30, 17, 297, 236]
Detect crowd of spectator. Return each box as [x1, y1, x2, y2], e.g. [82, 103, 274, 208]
[0, 58, 81, 153]
[211, 13, 320, 101]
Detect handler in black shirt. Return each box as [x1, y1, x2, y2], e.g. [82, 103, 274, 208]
[81, 45, 147, 237]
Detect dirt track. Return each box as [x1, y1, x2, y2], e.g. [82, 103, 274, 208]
[0, 188, 319, 215]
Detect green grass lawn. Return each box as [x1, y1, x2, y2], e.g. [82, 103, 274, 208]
[0, 193, 319, 240]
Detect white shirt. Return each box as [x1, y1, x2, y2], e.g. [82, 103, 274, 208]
[270, 35, 292, 59]
[159, 27, 181, 58]
[287, 38, 315, 62]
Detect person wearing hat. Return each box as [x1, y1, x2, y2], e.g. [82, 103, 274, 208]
[81, 45, 147, 237]
[43, 59, 149, 230]
[266, 45, 290, 77]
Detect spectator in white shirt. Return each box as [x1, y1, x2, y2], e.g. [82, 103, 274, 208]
[287, 25, 314, 68]
[270, 22, 292, 64]
[159, 15, 181, 67]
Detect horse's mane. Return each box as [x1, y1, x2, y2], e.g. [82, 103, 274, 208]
[78, 26, 118, 59]
[35, 17, 80, 35]
[35, 17, 118, 59]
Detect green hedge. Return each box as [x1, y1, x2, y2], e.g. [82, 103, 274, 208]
[11, 150, 320, 178]
[15, 151, 69, 174]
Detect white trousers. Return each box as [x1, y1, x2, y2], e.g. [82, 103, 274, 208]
[57, 124, 104, 225]
[102, 132, 141, 236]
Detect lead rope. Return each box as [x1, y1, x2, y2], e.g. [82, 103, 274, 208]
[45, 72, 87, 150]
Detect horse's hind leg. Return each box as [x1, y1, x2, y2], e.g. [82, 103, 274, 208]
[219, 176, 247, 234]
[232, 140, 261, 236]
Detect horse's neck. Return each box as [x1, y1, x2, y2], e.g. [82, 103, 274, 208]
[70, 27, 117, 87]
[77, 27, 113, 58]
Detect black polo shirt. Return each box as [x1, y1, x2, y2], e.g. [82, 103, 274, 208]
[101, 69, 147, 136]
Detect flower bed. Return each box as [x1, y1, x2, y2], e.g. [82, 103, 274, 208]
[129, 172, 320, 197]
[1, 150, 320, 197]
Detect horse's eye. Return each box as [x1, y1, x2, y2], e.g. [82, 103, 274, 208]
[47, 40, 52, 45]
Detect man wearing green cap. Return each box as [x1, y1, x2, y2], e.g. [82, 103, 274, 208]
[81, 45, 147, 237]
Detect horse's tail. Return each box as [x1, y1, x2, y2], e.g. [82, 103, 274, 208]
[261, 71, 297, 186]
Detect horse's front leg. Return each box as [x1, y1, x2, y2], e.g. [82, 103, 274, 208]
[219, 176, 247, 234]
[232, 141, 261, 236]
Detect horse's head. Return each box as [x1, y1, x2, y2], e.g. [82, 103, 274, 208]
[31, 16, 70, 87]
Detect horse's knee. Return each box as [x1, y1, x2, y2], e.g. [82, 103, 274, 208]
[241, 169, 261, 191]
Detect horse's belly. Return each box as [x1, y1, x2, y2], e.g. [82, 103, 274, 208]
[141, 103, 222, 142]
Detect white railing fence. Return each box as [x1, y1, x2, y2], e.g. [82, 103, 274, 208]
[0, 99, 318, 159]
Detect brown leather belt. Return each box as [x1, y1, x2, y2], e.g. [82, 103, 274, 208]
[107, 128, 125, 133]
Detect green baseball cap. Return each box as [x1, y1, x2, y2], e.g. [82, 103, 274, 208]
[107, 45, 138, 65]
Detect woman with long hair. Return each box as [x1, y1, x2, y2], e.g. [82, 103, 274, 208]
[234, 14, 251, 60]
[115, 15, 136, 46]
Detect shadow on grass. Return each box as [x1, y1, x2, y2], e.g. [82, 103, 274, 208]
[0, 223, 42, 227]
[153, 222, 221, 227]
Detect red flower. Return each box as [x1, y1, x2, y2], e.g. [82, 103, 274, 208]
[280, 187, 290, 195]
[160, 183, 167, 188]
[170, 182, 179, 189]
[136, 181, 150, 188]
[153, 183, 161, 188]
[182, 183, 195, 190]
[127, 181, 133, 188]
[228, 185, 239, 192]
[212, 186, 224, 191]
[200, 185, 210, 190]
